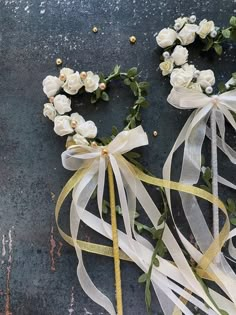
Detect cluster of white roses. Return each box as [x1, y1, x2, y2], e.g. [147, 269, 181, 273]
[42, 67, 100, 145]
[156, 15, 216, 94]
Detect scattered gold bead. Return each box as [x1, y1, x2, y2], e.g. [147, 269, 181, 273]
[99, 83, 106, 90]
[56, 58, 63, 65]
[71, 120, 77, 128]
[49, 96, 54, 103]
[153, 130, 158, 137]
[92, 26, 98, 33]
[80, 71, 87, 79]
[129, 36, 137, 44]
[59, 73, 66, 81]
[102, 148, 108, 155]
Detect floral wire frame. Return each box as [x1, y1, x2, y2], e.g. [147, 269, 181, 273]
[42, 65, 150, 147]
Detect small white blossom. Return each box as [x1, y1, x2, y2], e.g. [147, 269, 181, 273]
[60, 67, 74, 78]
[174, 17, 188, 30]
[53, 94, 72, 115]
[156, 28, 177, 48]
[43, 103, 57, 121]
[182, 63, 197, 75]
[63, 72, 84, 95]
[197, 70, 215, 88]
[170, 68, 193, 88]
[171, 45, 189, 66]
[83, 71, 100, 93]
[159, 58, 174, 76]
[77, 121, 97, 138]
[70, 112, 86, 133]
[43, 75, 63, 98]
[177, 24, 198, 45]
[197, 19, 215, 39]
[54, 115, 73, 136]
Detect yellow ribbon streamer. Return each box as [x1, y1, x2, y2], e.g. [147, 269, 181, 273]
[55, 161, 230, 284]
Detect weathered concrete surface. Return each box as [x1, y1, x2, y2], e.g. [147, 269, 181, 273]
[0, 0, 235, 314]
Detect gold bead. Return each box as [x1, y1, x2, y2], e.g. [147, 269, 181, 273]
[92, 26, 98, 33]
[80, 71, 87, 79]
[129, 36, 137, 44]
[49, 96, 54, 103]
[99, 83, 106, 90]
[71, 120, 77, 128]
[102, 148, 108, 155]
[56, 58, 63, 65]
[153, 130, 158, 137]
[59, 73, 66, 81]
[91, 141, 98, 147]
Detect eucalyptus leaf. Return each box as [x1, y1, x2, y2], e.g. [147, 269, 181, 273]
[213, 43, 223, 55]
[127, 67, 138, 78]
[101, 91, 109, 101]
[222, 28, 231, 38]
[138, 273, 147, 283]
[230, 16, 236, 27]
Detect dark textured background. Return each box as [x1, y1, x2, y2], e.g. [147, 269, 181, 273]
[0, 0, 236, 314]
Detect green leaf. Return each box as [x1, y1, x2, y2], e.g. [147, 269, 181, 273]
[96, 88, 102, 99]
[218, 82, 227, 93]
[153, 258, 159, 267]
[113, 65, 121, 74]
[127, 67, 138, 78]
[115, 205, 122, 215]
[138, 273, 147, 283]
[156, 239, 166, 257]
[200, 184, 212, 193]
[124, 78, 131, 85]
[203, 167, 212, 182]
[145, 287, 152, 312]
[230, 29, 236, 41]
[219, 310, 229, 315]
[112, 125, 119, 136]
[136, 96, 146, 104]
[230, 16, 236, 27]
[222, 28, 231, 38]
[230, 217, 236, 226]
[202, 37, 214, 51]
[101, 91, 109, 101]
[138, 81, 150, 91]
[152, 228, 164, 240]
[232, 72, 236, 80]
[226, 198, 236, 213]
[213, 43, 223, 56]
[102, 200, 110, 214]
[125, 151, 141, 159]
[91, 94, 97, 104]
[130, 82, 138, 96]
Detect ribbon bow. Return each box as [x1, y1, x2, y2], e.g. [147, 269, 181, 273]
[57, 126, 236, 315]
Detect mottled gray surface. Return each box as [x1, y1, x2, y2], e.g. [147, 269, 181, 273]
[0, 0, 236, 314]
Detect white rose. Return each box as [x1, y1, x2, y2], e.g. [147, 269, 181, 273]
[156, 28, 177, 48]
[170, 68, 193, 88]
[43, 75, 63, 98]
[182, 63, 197, 75]
[171, 45, 188, 66]
[83, 71, 100, 93]
[174, 17, 188, 30]
[159, 58, 174, 76]
[188, 82, 203, 92]
[54, 94, 72, 114]
[43, 103, 57, 121]
[177, 24, 198, 45]
[54, 115, 73, 136]
[70, 112, 86, 133]
[77, 121, 97, 138]
[197, 70, 215, 88]
[73, 134, 89, 145]
[60, 67, 74, 78]
[63, 72, 84, 95]
[197, 19, 215, 39]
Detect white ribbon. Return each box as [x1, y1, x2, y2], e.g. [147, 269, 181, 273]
[163, 85, 236, 313]
[61, 126, 236, 315]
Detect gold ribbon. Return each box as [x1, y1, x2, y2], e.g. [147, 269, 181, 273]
[55, 161, 229, 279]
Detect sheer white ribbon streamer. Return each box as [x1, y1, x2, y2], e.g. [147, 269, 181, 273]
[61, 126, 235, 315]
[163, 86, 236, 312]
